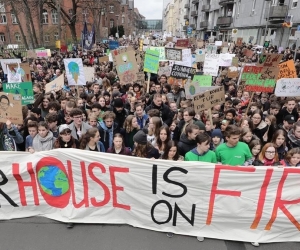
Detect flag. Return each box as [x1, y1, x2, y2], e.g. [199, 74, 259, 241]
[81, 22, 88, 49]
[86, 24, 96, 50]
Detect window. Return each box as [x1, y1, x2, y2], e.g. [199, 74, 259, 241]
[51, 9, 58, 24]
[122, 16, 125, 24]
[0, 5, 6, 24]
[0, 33, 5, 42]
[236, 0, 241, 18]
[122, 6, 124, 12]
[68, 9, 73, 16]
[292, 0, 298, 8]
[44, 34, 50, 42]
[109, 5, 114, 13]
[251, 0, 256, 14]
[42, 9, 48, 24]
[110, 19, 114, 28]
[15, 32, 21, 42]
[271, 0, 278, 6]
[54, 31, 58, 40]
[11, 13, 17, 24]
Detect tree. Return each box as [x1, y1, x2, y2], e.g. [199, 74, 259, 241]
[110, 25, 124, 38]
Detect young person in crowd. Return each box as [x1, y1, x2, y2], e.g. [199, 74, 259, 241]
[107, 133, 131, 156]
[132, 130, 160, 159]
[53, 124, 79, 149]
[121, 115, 140, 150]
[79, 127, 105, 152]
[252, 143, 281, 166]
[280, 148, 300, 167]
[243, 140, 262, 166]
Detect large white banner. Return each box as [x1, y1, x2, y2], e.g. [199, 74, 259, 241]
[1, 149, 300, 243]
[64, 58, 86, 85]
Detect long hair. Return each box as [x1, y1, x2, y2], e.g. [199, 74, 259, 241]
[162, 140, 180, 160]
[156, 125, 171, 151]
[271, 129, 286, 148]
[258, 143, 279, 162]
[110, 133, 125, 152]
[133, 141, 153, 158]
[53, 136, 77, 149]
[124, 115, 140, 133]
[79, 127, 99, 149]
[284, 148, 300, 165]
[148, 116, 162, 137]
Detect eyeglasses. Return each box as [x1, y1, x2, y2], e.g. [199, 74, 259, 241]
[73, 116, 83, 119]
[266, 151, 275, 154]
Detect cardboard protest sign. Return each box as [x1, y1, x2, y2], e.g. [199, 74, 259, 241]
[193, 75, 212, 87]
[169, 64, 196, 80]
[195, 49, 205, 62]
[0, 92, 22, 124]
[166, 37, 173, 42]
[203, 54, 220, 77]
[232, 57, 239, 67]
[222, 47, 229, 54]
[108, 41, 119, 50]
[236, 37, 243, 46]
[7, 63, 31, 83]
[35, 49, 48, 57]
[275, 78, 300, 96]
[0, 59, 21, 74]
[176, 39, 189, 48]
[112, 48, 138, 85]
[136, 72, 145, 85]
[158, 66, 171, 76]
[175, 49, 192, 67]
[83, 67, 95, 82]
[197, 41, 204, 48]
[99, 56, 109, 62]
[165, 48, 182, 61]
[219, 54, 235, 67]
[149, 47, 166, 61]
[45, 74, 65, 93]
[242, 65, 279, 92]
[64, 58, 86, 85]
[278, 60, 297, 79]
[185, 81, 200, 99]
[227, 66, 239, 78]
[3, 82, 34, 105]
[257, 54, 283, 67]
[26, 50, 36, 58]
[193, 86, 225, 113]
[144, 49, 160, 74]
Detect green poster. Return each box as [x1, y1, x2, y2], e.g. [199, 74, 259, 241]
[3, 82, 34, 105]
[193, 75, 212, 87]
[144, 49, 160, 74]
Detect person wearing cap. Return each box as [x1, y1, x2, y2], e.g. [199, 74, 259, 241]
[178, 124, 199, 157]
[210, 129, 223, 151]
[132, 129, 160, 159]
[276, 97, 298, 126]
[113, 98, 128, 128]
[53, 124, 79, 149]
[278, 115, 295, 133]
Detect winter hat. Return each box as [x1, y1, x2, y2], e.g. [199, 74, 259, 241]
[194, 120, 206, 131]
[211, 129, 223, 139]
[133, 130, 147, 145]
[112, 90, 122, 98]
[114, 98, 124, 108]
[59, 124, 71, 134]
[103, 91, 110, 97]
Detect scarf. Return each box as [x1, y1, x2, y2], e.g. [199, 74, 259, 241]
[288, 129, 300, 147]
[263, 158, 275, 166]
[32, 131, 54, 152]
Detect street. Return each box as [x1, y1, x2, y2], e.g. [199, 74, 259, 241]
[0, 217, 299, 250]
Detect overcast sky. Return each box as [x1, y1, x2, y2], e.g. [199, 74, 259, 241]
[134, 0, 170, 19]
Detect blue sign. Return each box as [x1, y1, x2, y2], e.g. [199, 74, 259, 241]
[187, 27, 193, 35]
[297, 25, 300, 31]
[108, 41, 119, 50]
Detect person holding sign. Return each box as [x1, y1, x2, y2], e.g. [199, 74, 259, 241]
[0, 119, 23, 151]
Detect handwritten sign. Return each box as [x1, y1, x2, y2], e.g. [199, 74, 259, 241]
[206, 45, 217, 54]
[236, 37, 243, 46]
[170, 64, 196, 80]
[108, 41, 119, 50]
[203, 54, 220, 77]
[149, 47, 166, 61]
[197, 41, 204, 48]
[176, 39, 189, 48]
[257, 54, 283, 67]
[99, 56, 109, 63]
[227, 66, 239, 78]
[26, 50, 36, 58]
[0, 59, 21, 74]
[0, 92, 22, 124]
[3, 82, 34, 105]
[278, 60, 297, 79]
[219, 54, 235, 67]
[242, 65, 279, 92]
[35, 50, 48, 57]
[45, 74, 65, 93]
[165, 48, 182, 61]
[83, 67, 95, 82]
[232, 57, 239, 67]
[158, 66, 171, 76]
[193, 75, 212, 87]
[193, 86, 225, 113]
[275, 78, 300, 97]
[144, 49, 159, 74]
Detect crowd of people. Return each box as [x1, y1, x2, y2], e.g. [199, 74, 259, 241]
[0, 40, 300, 246]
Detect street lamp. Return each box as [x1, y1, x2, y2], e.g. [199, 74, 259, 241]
[115, 14, 119, 38]
[263, 0, 272, 45]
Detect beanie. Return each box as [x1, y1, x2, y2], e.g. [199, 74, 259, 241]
[133, 130, 147, 145]
[211, 129, 223, 139]
[113, 98, 124, 108]
[194, 120, 205, 131]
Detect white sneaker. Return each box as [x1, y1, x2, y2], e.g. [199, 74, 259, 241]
[197, 236, 204, 242]
[251, 242, 259, 247]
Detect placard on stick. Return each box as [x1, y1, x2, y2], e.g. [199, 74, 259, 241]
[278, 60, 297, 79]
[3, 82, 34, 105]
[165, 48, 182, 61]
[144, 49, 160, 74]
[275, 78, 300, 97]
[176, 39, 189, 48]
[257, 54, 283, 67]
[168, 64, 196, 86]
[0, 92, 22, 124]
[45, 74, 65, 93]
[193, 86, 225, 113]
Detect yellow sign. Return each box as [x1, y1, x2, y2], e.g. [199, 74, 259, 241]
[55, 40, 61, 49]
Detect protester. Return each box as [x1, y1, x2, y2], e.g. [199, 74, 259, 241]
[132, 130, 160, 159]
[79, 127, 105, 152]
[252, 143, 281, 166]
[280, 148, 300, 167]
[53, 124, 79, 149]
[107, 133, 131, 156]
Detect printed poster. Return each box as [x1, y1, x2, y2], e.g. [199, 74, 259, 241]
[0, 59, 21, 74]
[64, 58, 86, 86]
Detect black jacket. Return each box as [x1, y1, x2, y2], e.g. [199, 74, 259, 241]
[178, 134, 197, 157]
[252, 160, 281, 166]
[113, 108, 128, 129]
[276, 107, 299, 126]
[145, 101, 173, 126]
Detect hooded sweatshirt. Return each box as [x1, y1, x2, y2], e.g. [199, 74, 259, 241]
[178, 133, 197, 157]
[185, 148, 217, 163]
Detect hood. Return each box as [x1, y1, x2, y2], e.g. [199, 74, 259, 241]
[180, 133, 195, 145]
[100, 121, 109, 131]
[191, 147, 209, 156]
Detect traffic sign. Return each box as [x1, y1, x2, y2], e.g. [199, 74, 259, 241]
[187, 26, 192, 35]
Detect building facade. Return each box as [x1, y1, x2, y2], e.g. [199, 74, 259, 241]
[0, 0, 137, 49]
[165, 0, 300, 48]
